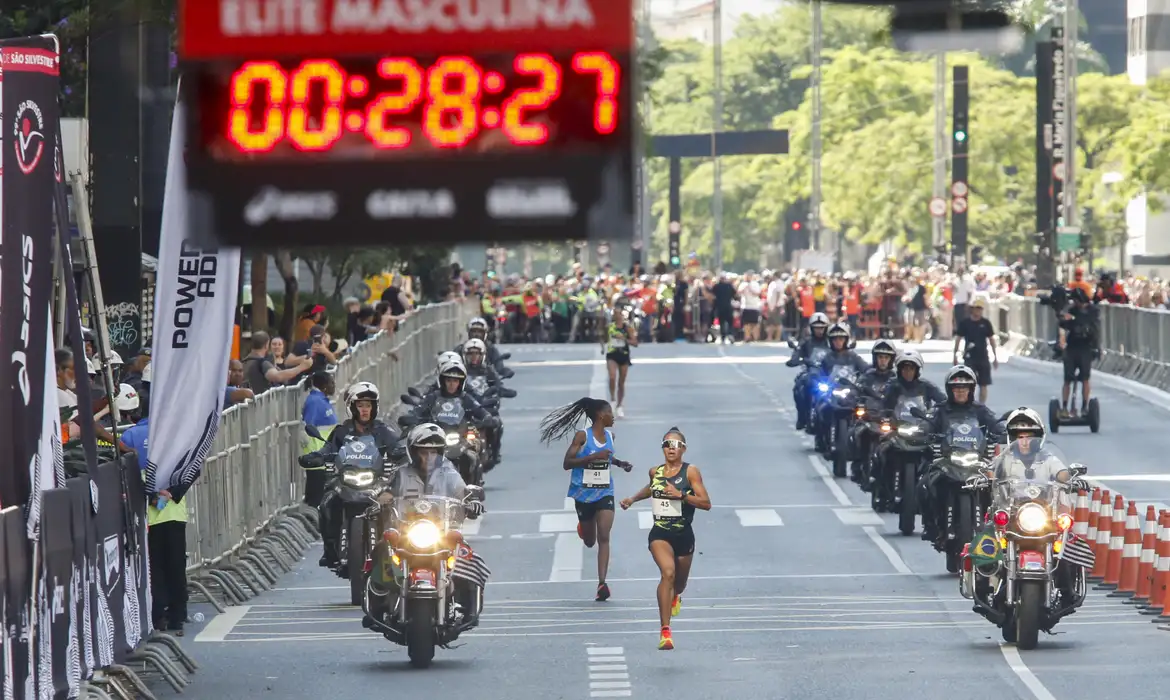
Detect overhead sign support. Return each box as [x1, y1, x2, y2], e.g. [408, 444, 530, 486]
[177, 0, 635, 248]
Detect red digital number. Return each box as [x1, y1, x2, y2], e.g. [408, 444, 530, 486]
[502, 53, 561, 146]
[424, 57, 482, 148]
[572, 52, 620, 135]
[287, 59, 344, 152]
[228, 61, 288, 153]
[366, 58, 424, 149]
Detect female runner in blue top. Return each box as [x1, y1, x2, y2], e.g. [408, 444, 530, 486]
[540, 397, 633, 601]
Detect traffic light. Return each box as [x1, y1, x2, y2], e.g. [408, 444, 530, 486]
[952, 65, 969, 260]
[791, 220, 802, 231]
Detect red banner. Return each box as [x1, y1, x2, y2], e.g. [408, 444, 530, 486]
[179, 0, 633, 60]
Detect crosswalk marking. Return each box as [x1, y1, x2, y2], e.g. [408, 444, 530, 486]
[735, 509, 784, 527]
[539, 512, 579, 533]
[833, 508, 884, 526]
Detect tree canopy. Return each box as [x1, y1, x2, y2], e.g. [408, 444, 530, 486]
[642, 3, 1168, 270]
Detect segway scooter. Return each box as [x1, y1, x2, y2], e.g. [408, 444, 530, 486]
[1048, 382, 1099, 434]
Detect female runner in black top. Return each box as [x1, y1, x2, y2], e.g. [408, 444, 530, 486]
[620, 427, 710, 650]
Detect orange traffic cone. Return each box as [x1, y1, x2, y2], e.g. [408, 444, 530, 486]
[1095, 495, 1126, 590]
[1072, 490, 1090, 538]
[1108, 501, 1142, 598]
[1128, 506, 1159, 605]
[1146, 512, 1170, 618]
[1091, 491, 1112, 582]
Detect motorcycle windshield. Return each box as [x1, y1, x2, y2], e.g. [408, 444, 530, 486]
[432, 399, 466, 426]
[991, 441, 1074, 513]
[393, 495, 467, 532]
[894, 395, 926, 422]
[945, 416, 985, 452]
[829, 365, 856, 383]
[338, 435, 380, 469]
[808, 347, 830, 367]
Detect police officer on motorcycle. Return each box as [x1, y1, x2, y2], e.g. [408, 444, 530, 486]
[786, 312, 831, 430]
[457, 318, 514, 378]
[883, 350, 946, 410]
[815, 322, 869, 450]
[462, 338, 516, 467]
[920, 365, 1003, 542]
[415, 358, 500, 428]
[300, 381, 401, 567]
[857, 340, 898, 399]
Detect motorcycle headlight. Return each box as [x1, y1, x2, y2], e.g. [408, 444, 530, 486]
[445, 433, 461, 446]
[832, 388, 849, 398]
[342, 470, 376, 487]
[465, 431, 478, 442]
[897, 425, 920, 436]
[1016, 503, 1050, 534]
[406, 520, 442, 549]
[952, 452, 981, 468]
[816, 382, 830, 394]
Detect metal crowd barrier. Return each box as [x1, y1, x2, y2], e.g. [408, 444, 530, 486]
[995, 295, 1170, 393]
[182, 299, 477, 610]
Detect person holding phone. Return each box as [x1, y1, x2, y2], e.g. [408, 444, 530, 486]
[288, 324, 337, 378]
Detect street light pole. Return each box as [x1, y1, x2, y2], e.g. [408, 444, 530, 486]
[810, 0, 822, 252]
[712, 0, 724, 271]
[1064, 0, 1078, 233]
[933, 52, 947, 252]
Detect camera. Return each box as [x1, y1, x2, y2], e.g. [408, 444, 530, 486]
[1038, 285, 1069, 315]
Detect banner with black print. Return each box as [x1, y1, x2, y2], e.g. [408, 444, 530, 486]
[40, 488, 74, 700]
[0, 36, 63, 526]
[2, 506, 32, 700]
[92, 462, 127, 666]
[66, 478, 95, 694]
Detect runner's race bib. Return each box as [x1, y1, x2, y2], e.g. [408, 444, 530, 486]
[583, 460, 610, 487]
[652, 498, 683, 518]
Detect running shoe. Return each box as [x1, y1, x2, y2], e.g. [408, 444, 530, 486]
[671, 595, 682, 617]
[658, 626, 674, 650]
[616, 405, 625, 418]
[596, 582, 611, 602]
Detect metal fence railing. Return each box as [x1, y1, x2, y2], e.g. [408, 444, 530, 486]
[182, 299, 476, 608]
[995, 295, 1170, 393]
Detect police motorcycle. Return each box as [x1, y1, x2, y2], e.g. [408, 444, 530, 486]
[399, 361, 492, 487]
[877, 394, 934, 536]
[816, 365, 863, 479]
[363, 425, 488, 667]
[911, 406, 995, 573]
[300, 426, 399, 605]
[959, 423, 1091, 650]
[786, 341, 831, 434]
[854, 396, 894, 503]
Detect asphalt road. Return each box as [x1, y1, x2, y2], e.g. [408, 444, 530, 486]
[171, 340, 1170, 700]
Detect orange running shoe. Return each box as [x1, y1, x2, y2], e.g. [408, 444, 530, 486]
[658, 626, 674, 650]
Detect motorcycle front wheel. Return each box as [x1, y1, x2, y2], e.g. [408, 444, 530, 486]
[1015, 580, 1043, 650]
[832, 417, 849, 478]
[899, 458, 917, 536]
[348, 518, 365, 606]
[407, 598, 437, 668]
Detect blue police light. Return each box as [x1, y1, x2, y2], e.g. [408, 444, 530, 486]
[816, 382, 830, 394]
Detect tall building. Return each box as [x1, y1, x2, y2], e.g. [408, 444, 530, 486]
[1122, 0, 1170, 269]
[649, 0, 785, 44]
[1083, 0, 1127, 74]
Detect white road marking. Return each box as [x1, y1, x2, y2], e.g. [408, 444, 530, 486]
[998, 644, 1058, 700]
[1089, 474, 1170, 482]
[589, 355, 609, 400]
[638, 511, 653, 529]
[194, 605, 252, 642]
[540, 512, 580, 532]
[587, 645, 631, 698]
[862, 526, 913, 575]
[461, 517, 482, 535]
[485, 504, 874, 515]
[834, 508, 884, 526]
[564, 497, 575, 511]
[735, 509, 784, 527]
[549, 533, 584, 582]
[808, 455, 853, 506]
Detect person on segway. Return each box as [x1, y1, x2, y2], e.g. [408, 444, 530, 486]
[1057, 288, 1099, 420]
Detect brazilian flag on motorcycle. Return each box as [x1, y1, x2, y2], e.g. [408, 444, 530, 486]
[970, 525, 1002, 568]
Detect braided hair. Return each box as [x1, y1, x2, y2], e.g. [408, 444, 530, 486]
[538, 397, 611, 445]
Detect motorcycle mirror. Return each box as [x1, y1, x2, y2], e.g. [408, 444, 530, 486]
[908, 405, 927, 419]
[408, 386, 423, 398]
[304, 424, 323, 441]
[500, 352, 512, 360]
[465, 485, 485, 502]
[1070, 462, 1088, 475]
[400, 393, 418, 405]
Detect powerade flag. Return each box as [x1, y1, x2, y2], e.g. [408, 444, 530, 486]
[970, 526, 1001, 568]
[145, 82, 241, 497]
[0, 37, 64, 529]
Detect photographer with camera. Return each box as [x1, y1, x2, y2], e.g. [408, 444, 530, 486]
[1057, 287, 1099, 419]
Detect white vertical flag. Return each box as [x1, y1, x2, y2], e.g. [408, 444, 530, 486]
[145, 85, 241, 494]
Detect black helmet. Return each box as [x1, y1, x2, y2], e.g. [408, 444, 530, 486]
[944, 365, 977, 404]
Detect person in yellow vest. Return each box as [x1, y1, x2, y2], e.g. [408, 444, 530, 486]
[301, 372, 339, 508]
[121, 416, 190, 635]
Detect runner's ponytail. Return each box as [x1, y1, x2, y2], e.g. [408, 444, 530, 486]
[538, 397, 610, 445]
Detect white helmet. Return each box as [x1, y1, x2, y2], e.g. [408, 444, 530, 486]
[809, 312, 830, 328]
[345, 381, 380, 422]
[895, 349, 924, 374]
[463, 338, 488, 365]
[114, 384, 140, 412]
[467, 317, 489, 337]
[437, 351, 461, 370]
[827, 321, 851, 341]
[1005, 407, 1046, 447]
[406, 422, 447, 464]
[438, 356, 468, 394]
[141, 361, 152, 384]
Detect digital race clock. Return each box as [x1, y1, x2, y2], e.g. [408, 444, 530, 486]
[177, 0, 634, 248]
